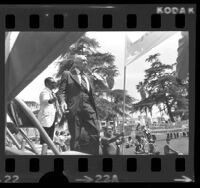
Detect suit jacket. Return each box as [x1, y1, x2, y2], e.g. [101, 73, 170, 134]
[37, 87, 56, 127]
[58, 70, 98, 117]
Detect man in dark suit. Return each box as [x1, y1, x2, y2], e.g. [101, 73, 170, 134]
[58, 55, 100, 155]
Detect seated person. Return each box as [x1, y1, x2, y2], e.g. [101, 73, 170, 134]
[143, 126, 151, 141]
[53, 130, 62, 150]
[64, 132, 71, 151]
[126, 136, 133, 148]
[54, 130, 71, 152]
[134, 138, 141, 154]
[100, 126, 124, 155]
[140, 136, 149, 153]
[148, 138, 160, 155]
[59, 131, 69, 152]
[134, 135, 143, 154]
[164, 138, 181, 155]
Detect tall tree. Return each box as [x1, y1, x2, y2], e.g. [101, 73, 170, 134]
[133, 53, 188, 122]
[135, 81, 150, 116]
[136, 81, 146, 100]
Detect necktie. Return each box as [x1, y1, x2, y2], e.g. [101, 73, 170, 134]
[51, 92, 58, 109]
[81, 75, 88, 91]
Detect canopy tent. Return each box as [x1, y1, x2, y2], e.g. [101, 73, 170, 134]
[5, 32, 85, 102]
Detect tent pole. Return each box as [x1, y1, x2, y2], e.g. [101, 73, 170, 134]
[122, 65, 127, 155]
[122, 34, 128, 155]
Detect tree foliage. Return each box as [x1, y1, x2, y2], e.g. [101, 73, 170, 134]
[95, 89, 136, 121]
[132, 53, 189, 122]
[56, 35, 119, 93]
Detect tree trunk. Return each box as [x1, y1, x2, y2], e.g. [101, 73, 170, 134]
[165, 100, 175, 122]
[149, 106, 153, 117]
[161, 83, 175, 122]
[150, 110, 152, 117]
[158, 105, 162, 117]
[145, 108, 148, 117]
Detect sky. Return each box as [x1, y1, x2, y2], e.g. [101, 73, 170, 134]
[16, 31, 182, 118]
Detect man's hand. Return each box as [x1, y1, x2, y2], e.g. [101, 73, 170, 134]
[61, 102, 68, 112]
[48, 97, 57, 104]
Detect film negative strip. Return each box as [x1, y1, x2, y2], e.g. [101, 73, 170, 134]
[0, 3, 197, 183]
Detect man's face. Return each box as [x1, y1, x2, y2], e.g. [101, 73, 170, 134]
[106, 128, 113, 137]
[75, 60, 87, 72]
[48, 78, 57, 90]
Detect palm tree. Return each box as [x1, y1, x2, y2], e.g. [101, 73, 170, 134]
[109, 89, 136, 118]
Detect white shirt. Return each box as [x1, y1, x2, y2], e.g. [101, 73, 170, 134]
[37, 87, 56, 128]
[77, 74, 90, 91]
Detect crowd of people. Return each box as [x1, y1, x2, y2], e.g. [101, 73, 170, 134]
[125, 123, 183, 155]
[124, 124, 159, 155]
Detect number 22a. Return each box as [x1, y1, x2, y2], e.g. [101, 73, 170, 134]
[95, 174, 119, 182]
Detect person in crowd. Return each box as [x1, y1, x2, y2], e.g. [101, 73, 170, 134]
[134, 135, 142, 154]
[57, 131, 69, 152]
[38, 77, 59, 145]
[143, 126, 151, 141]
[148, 138, 160, 155]
[174, 132, 177, 139]
[148, 138, 155, 154]
[126, 136, 133, 148]
[164, 138, 181, 155]
[54, 130, 71, 152]
[64, 132, 71, 151]
[140, 135, 147, 153]
[100, 126, 124, 155]
[53, 130, 61, 148]
[136, 123, 141, 131]
[58, 55, 101, 155]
